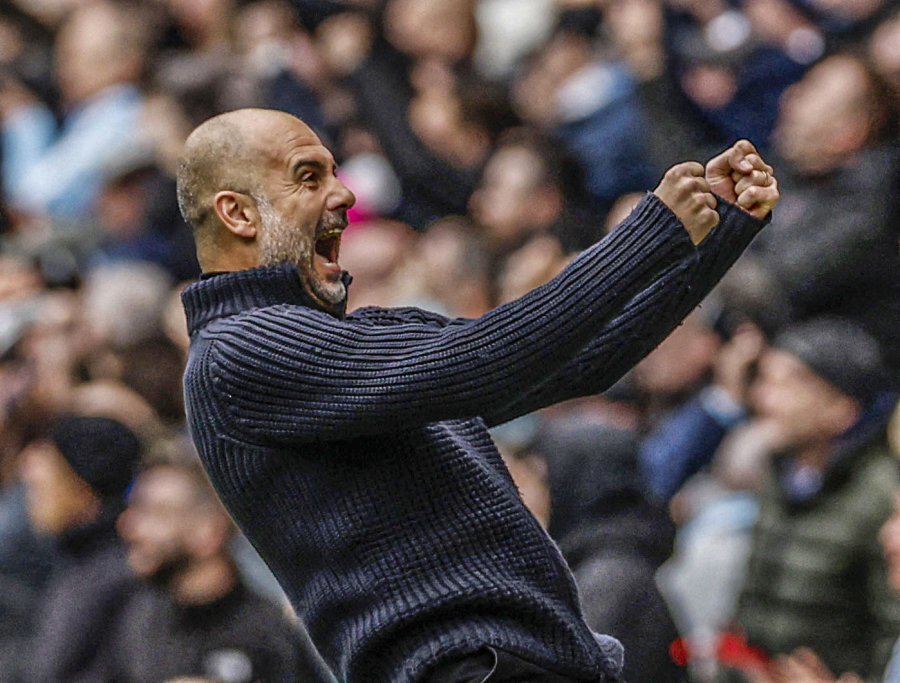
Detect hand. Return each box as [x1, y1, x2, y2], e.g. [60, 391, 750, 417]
[761, 648, 862, 683]
[733, 164, 780, 220]
[653, 161, 719, 245]
[705, 139, 780, 219]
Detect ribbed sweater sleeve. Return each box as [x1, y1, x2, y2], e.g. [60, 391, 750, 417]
[484, 196, 768, 425]
[205, 194, 694, 443]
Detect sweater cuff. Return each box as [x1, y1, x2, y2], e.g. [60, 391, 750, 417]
[605, 191, 696, 261]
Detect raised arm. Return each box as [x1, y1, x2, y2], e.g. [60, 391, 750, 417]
[200, 193, 697, 443]
[483, 141, 778, 425]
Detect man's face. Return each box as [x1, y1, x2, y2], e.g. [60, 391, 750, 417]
[469, 146, 548, 247]
[774, 55, 868, 173]
[254, 118, 356, 308]
[880, 495, 900, 593]
[750, 348, 856, 448]
[19, 440, 100, 535]
[117, 467, 198, 582]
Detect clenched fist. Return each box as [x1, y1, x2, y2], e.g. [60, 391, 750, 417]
[706, 139, 780, 220]
[653, 162, 719, 245]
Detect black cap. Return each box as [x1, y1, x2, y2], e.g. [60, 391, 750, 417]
[773, 317, 888, 406]
[50, 416, 141, 500]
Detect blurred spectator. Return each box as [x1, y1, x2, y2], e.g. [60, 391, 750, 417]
[18, 415, 141, 682]
[603, 0, 717, 173]
[511, 18, 657, 209]
[0, 0, 149, 220]
[730, 52, 900, 378]
[325, 1, 513, 227]
[751, 479, 900, 682]
[339, 218, 417, 310]
[868, 9, 900, 109]
[469, 127, 596, 260]
[720, 319, 899, 678]
[112, 448, 333, 682]
[90, 154, 199, 282]
[406, 216, 492, 317]
[632, 305, 727, 434]
[664, 0, 809, 149]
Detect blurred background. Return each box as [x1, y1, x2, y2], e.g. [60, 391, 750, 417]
[0, 0, 898, 680]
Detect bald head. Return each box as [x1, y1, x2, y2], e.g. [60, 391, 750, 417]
[178, 110, 263, 232]
[177, 109, 317, 267]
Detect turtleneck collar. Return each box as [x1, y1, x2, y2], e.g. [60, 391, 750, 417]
[182, 263, 351, 335]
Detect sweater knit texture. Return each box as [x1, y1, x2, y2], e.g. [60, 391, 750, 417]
[182, 194, 766, 682]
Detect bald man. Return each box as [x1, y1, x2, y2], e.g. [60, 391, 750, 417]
[178, 108, 778, 682]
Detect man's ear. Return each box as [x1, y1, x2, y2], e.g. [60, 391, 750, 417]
[213, 191, 260, 239]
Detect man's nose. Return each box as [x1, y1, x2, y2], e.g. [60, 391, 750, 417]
[328, 178, 356, 212]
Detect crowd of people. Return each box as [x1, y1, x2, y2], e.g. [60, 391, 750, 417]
[0, 0, 898, 681]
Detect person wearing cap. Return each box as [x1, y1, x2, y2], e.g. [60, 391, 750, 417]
[18, 415, 142, 682]
[728, 318, 900, 679]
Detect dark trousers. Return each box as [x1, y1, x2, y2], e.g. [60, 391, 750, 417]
[423, 647, 586, 683]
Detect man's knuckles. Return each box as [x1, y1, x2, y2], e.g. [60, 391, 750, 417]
[665, 161, 705, 181]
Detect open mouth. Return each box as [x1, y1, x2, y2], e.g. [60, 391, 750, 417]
[314, 229, 343, 278]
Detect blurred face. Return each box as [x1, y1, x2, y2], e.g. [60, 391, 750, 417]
[869, 15, 900, 90]
[634, 317, 720, 398]
[384, 0, 476, 64]
[253, 116, 356, 307]
[20, 440, 100, 535]
[774, 56, 869, 173]
[469, 146, 547, 246]
[117, 467, 200, 581]
[880, 495, 900, 592]
[750, 349, 857, 448]
[55, 4, 136, 105]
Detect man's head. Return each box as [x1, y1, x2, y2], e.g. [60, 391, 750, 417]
[880, 493, 900, 593]
[468, 131, 564, 250]
[20, 416, 142, 535]
[54, 0, 148, 106]
[117, 456, 234, 591]
[177, 109, 356, 307]
[774, 54, 891, 175]
[751, 318, 886, 449]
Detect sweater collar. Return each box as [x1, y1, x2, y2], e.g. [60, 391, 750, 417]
[182, 263, 350, 335]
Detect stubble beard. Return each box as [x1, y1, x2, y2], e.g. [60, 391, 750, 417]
[256, 195, 347, 306]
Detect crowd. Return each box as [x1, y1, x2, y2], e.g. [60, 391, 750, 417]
[0, 0, 897, 681]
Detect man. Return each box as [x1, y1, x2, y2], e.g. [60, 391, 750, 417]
[18, 415, 141, 682]
[0, 0, 147, 220]
[111, 449, 333, 682]
[732, 318, 900, 678]
[731, 52, 900, 376]
[178, 107, 778, 682]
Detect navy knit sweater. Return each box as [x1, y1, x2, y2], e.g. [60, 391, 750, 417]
[182, 194, 766, 682]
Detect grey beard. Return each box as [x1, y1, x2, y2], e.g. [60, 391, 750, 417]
[256, 195, 313, 268]
[255, 195, 347, 306]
